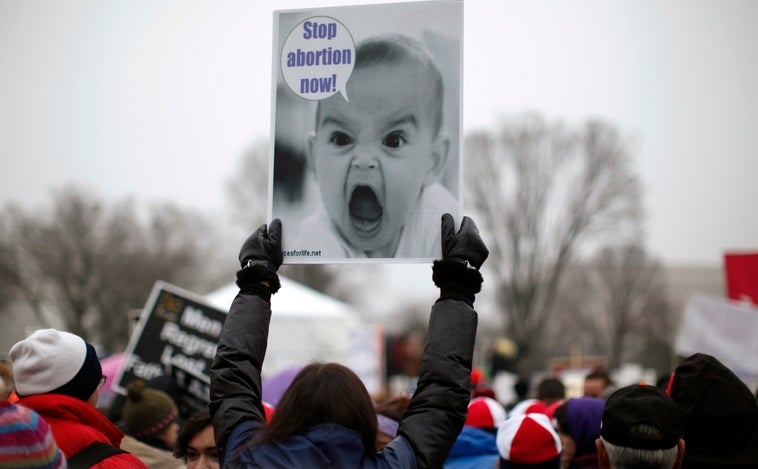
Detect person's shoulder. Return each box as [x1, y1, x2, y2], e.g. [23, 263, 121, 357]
[374, 435, 416, 468]
[116, 437, 184, 469]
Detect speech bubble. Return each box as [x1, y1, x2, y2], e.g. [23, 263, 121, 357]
[280, 16, 355, 102]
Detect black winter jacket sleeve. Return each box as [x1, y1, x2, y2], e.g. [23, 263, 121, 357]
[398, 296, 478, 469]
[209, 291, 271, 466]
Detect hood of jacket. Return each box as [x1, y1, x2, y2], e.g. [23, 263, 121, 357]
[667, 353, 758, 468]
[447, 426, 498, 459]
[444, 426, 499, 469]
[232, 422, 414, 468]
[233, 423, 367, 467]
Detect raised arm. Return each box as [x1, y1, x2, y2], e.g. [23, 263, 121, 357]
[209, 220, 283, 466]
[396, 214, 489, 469]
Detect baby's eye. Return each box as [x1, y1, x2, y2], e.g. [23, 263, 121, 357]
[186, 450, 200, 462]
[329, 131, 353, 146]
[382, 131, 407, 149]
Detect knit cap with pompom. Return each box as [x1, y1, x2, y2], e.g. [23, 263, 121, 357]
[122, 379, 178, 440]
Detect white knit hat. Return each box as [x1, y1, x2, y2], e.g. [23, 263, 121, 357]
[10, 329, 102, 402]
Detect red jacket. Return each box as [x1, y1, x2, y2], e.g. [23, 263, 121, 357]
[19, 393, 148, 468]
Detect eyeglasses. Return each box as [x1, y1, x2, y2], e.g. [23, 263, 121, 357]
[99, 375, 108, 386]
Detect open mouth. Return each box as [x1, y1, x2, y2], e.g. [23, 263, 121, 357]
[349, 185, 383, 234]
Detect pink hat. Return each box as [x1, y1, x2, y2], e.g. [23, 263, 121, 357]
[465, 396, 507, 429]
[497, 413, 562, 465]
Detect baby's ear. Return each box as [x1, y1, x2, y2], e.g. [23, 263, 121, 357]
[306, 131, 317, 175]
[424, 132, 450, 186]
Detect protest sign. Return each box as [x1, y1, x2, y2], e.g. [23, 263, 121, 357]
[676, 294, 758, 389]
[269, 0, 463, 263]
[114, 281, 225, 419]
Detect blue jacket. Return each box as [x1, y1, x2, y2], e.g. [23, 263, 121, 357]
[210, 272, 479, 468]
[227, 420, 415, 468]
[444, 426, 499, 469]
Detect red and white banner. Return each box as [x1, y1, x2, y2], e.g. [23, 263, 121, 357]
[724, 252, 758, 305]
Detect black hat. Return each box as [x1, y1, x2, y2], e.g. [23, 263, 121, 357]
[601, 384, 683, 450]
[667, 353, 758, 467]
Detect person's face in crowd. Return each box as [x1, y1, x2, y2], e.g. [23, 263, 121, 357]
[584, 377, 606, 398]
[86, 374, 107, 407]
[309, 62, 448, 257]
[159, 421, 180, 449]
[185, 424, 219, 469]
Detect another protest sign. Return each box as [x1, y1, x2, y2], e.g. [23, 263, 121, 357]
[114, 281, 225, 419]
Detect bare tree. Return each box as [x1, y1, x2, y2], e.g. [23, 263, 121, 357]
[226, 139, 271, 230]
[465, 114, 643, 374]
[0, 186, 220, 350]
[551, 245, 673, 372]
[591, 244, 670, 370]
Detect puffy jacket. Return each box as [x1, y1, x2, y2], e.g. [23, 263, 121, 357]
[210, 278, 478, 468]
[18, 393, 148, 468]
[444, 426, 499, 469]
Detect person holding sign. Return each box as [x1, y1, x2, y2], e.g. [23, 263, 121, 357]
[210, 214, 488, 468]
[296, 34, 457, 259]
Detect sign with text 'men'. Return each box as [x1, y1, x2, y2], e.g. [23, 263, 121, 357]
[114, 281, 225, 418]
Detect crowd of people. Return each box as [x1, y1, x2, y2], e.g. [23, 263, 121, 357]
[1, 215, 757, 468]
[0, 328, 220, 468]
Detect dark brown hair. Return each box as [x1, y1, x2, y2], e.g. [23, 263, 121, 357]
[174, 407, 213, 460]
[253, 362, 378, 455]
[375, 395, 411, 422]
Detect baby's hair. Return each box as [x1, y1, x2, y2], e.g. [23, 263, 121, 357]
[317, 34, 445, 136]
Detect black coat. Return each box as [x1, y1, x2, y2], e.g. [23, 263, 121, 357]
[210, 279, 478, 468]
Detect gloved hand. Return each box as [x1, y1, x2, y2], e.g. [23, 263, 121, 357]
[238, 219, 283, 271]
[237, 219, 283, 294]
[433, 214, 488, 304]
[440, 213, 489, 269]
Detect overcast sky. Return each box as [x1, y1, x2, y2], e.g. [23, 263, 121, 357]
[2, 0, 757, 267]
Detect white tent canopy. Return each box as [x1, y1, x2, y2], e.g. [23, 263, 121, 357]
[205, 276, 366, 379]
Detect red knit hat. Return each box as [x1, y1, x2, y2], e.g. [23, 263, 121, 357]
[508, 399, 563, 420]
[262, 400, 275, 423]
[465, 396, 507, 429]
[497, 413, 562, 466]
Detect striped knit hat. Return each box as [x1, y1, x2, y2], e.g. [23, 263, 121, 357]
[0, 401, 67, 469]
[122, 380, 178, 440]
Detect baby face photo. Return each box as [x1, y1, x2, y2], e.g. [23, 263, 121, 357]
[270, 1, 462, 263]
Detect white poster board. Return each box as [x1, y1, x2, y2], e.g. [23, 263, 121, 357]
[269, 0, 463, 263]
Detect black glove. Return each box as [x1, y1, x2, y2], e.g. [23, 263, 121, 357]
[236, 219, 283, 294]
[433, 214, 488, 304]
[238, 219, 283, 270]
[440, 213, 488, 268]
